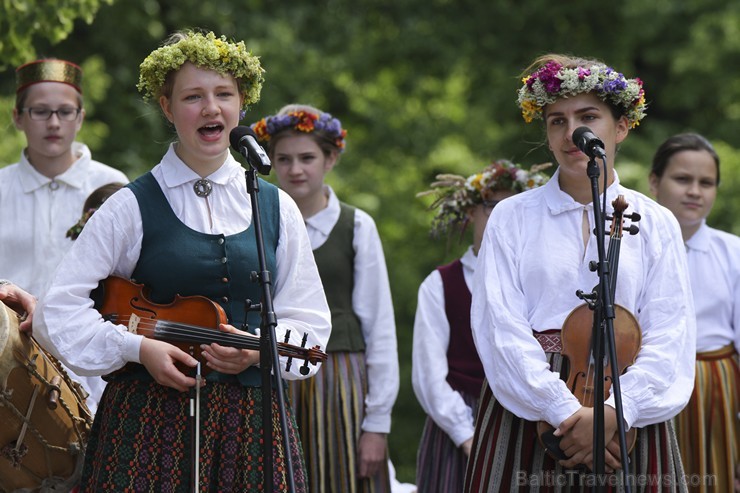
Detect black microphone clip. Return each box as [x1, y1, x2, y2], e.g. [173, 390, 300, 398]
[230, 126, 272, 175]
[572, 126, 606, 160]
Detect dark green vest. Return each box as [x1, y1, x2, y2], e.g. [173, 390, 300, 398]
[313, 203, 365, 352]
[123, 172, 280, 386]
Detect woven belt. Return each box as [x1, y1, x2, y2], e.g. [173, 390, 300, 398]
[534, 330, 562, 353]
[697, 344, 737, 361]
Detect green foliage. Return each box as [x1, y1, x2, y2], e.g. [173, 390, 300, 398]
[2, 0, 740, 483]
[0, 0, 114, 70]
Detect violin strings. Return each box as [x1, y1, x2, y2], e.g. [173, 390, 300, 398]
[108, 314, 313, 361]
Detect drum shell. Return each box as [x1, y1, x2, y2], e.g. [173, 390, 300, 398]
[0, 301, 92, 492]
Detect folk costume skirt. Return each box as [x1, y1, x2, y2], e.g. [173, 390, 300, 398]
[464, 351, 688, 493]
[416, 391, 480, 493]
[80, 377, 307, 492]
[675, 344, 740, 493]
[289, 351, 391, 493]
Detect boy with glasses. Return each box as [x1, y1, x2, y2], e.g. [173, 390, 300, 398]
[0, 58, 128, 413]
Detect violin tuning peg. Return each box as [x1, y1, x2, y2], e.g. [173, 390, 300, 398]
[627, 225, 639, 235]
[300, 360, 310, 375]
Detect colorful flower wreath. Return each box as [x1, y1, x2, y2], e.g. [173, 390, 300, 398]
[418, 160, 551, 237]
[517, 61, 646, 129]
[251, 110, 347, 152]
[137, 31, 264, 109]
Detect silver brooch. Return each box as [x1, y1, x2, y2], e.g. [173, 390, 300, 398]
[193, 179, 212, 197]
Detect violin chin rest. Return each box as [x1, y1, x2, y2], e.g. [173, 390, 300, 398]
[540, 429, 569, 461]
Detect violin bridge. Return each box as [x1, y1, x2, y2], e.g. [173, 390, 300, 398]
[127, 312, 141, 334]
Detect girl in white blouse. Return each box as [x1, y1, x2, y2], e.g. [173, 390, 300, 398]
[251, 104, 399, 493]
[464, 54, 696, 492]
[35, 31, 330, 492]
[412, 160, 548, 493]
[649, 133, 740, 493]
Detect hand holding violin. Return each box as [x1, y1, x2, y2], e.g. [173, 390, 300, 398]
[200, 323, 260, 374]
[140, 337, 198, 392]
[555, 405, 623, 472]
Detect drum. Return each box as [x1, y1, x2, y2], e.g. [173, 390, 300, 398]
[0, 301, 92, 492]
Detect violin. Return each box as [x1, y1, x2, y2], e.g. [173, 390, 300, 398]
[96, 276, 327, 376]
[538, 195, 642, 462]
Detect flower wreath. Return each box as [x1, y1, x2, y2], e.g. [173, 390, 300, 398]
[418, 160, 551, 237]
[137, 31, 264, 109]
[251, 110, 347, 152]
[517, 61, 647, 129]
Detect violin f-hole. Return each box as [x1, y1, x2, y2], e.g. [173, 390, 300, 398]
[129, 297, 157, 319]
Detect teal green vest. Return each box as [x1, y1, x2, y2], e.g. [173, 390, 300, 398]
[123, 172, 280, 386]
[313, 203, 365, 352]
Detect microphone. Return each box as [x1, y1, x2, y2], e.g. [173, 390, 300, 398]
[230, 126, 271, 175]
[572, 126, 606, 159]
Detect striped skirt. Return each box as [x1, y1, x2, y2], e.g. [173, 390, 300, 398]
[675, 345, 740, 493]
[464, 352, 688, 493]
[288, 351, 391, 493]
[416, 391, 480, 493]
[81, 378, 307, 492]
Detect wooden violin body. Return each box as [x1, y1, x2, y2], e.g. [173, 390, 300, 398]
[537, 304, 641, 460]
[96, 276, 327, 376]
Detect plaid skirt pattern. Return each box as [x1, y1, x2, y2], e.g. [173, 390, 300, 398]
[288, 351, 391, 493]
[464, 352, 688, 493]
[416, 391, 480, 493]
[675, 345, 739, 493]
[80, 377, 307, 492]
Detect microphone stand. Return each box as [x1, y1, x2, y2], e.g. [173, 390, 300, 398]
[243, 165, 296, 493]
[583, 155, 632, 493]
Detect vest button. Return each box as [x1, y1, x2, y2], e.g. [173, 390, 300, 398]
[222, 296, 229, 303]
[221, 257, 227, 264]
[221, 277, 229, 283]
[218, 238, 225, 245]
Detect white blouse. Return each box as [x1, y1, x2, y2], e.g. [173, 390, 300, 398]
[0, 142, 128, 297]
[412, 246, 478, 446]
[304, 186, 399, 434]
[685, 221, 740, 354]
[34, 144, 331, 383]
[471, 168, 696, 430]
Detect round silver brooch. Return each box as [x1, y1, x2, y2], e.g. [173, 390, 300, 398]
[193, 179, 212, 197]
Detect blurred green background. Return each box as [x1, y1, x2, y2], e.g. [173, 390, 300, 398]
[2, 0, 740, 483]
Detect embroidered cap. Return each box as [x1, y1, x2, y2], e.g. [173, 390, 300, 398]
[16, 59, 83, 94]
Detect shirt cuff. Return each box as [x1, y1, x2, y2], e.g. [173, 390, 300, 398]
[122, 331, 143, 364]
[449, 425, 475, 448]
[361, 413, 392, 434]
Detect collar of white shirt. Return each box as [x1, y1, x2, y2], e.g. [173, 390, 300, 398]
[685, 220, 710, 253]
[19, 141, 90, 193]
[159, 143, 241, 190]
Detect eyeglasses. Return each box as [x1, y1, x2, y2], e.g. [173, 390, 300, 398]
[22, 107, 81, 121]
[482, 199, 500, 214]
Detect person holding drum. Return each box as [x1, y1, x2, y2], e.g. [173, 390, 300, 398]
[0, 279, 36, 332]
[34, 29, 331, 492]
